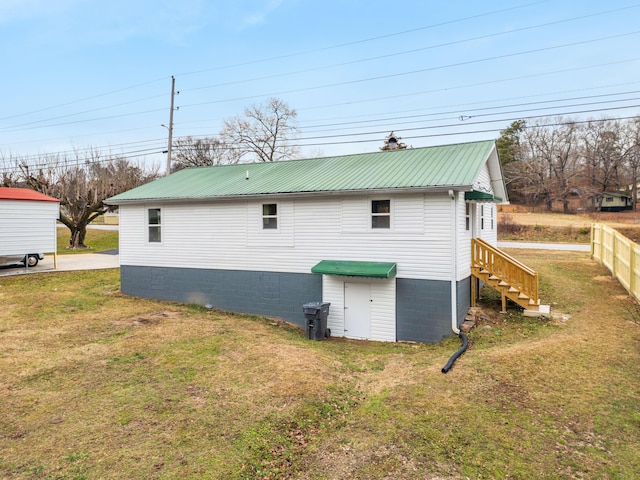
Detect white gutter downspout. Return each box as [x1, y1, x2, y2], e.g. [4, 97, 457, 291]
[449, 189, 460, 335]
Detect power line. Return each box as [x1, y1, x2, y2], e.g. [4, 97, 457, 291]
[3, 110, 638, 176]
[175, 0, 553, 78]
[6, 87, 637, 166]
[0, 0, 551, 126]
[297, 61, 640, 116]
[176, 31, 640, 111]
[183, 5, 640, 95]
[0, 107, 167, 134]
[0, 77, 168, 123]
[298, 91, 640, 132]
[2, 2, 638, 162]
[4, 7, 631, 135]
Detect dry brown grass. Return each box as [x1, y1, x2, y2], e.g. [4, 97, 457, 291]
[501, 209, 640, 228]
[498, 209, 640, 243]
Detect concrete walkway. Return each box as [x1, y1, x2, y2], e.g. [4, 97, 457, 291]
[0, 252, 119, 277]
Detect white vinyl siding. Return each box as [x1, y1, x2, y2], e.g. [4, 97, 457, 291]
[118, 192, 456, 281]
[457, 192, 473, 280]
[324, 276, 346, 337]
[473, 164, 493, 194]
[0, 199, 59, 255]
[249, 200, 294, 247]
[478, 203, 497, 245]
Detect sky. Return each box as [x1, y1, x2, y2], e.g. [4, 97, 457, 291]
[1, 0, 639, 173]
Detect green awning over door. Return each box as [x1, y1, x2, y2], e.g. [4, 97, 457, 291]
[465, 190, 503, 202]
[311, 260, 397, 279]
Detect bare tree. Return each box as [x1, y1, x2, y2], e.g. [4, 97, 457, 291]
[582, 119, 626, 209]
[497, 116, 640, 212]
[220, 97, 299, 163]
[15, 149, 158, 249]
[171, 136, 241, 171]
[622, 118, 640, 209]
[546, 121, 580, 214]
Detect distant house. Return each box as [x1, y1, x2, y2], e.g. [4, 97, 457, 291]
[592, 193, 633, 212]
[0, 187, 60, 265]
[107, 140, 542, 343]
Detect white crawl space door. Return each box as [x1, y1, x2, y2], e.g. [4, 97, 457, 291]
[344, 282, 371, 339]
[322, 275, 396, 342]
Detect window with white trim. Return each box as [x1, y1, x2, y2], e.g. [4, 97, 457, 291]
[148, 208, 161, 242]
[481, 205, 485, 230]
[371, 199, 391, 229]
[262, 203, 278, 229]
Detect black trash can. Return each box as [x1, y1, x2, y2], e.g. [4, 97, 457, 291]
[303, 302, 331, 340]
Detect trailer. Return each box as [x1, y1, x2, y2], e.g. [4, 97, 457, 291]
[0, 187, 60, 268]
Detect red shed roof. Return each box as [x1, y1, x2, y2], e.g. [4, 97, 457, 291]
[0, 187, 60, 203]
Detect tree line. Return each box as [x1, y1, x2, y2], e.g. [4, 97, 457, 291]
[498, 116, 640, 212]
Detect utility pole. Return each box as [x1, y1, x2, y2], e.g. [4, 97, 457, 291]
[166, 75, 176, 175]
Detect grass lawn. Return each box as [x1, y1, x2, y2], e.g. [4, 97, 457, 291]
[56, 227, 119, 254]
[1, 250, 639, 479]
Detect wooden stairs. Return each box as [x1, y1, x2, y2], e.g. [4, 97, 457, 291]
[471, 238, 550, 316]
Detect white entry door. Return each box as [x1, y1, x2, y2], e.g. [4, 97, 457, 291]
[344, 283, 371, 339]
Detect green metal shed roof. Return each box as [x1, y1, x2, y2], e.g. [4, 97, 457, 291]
[464, 190, 503, 202]
[311, 260, 397, 279]
[107, 140, 498, 204]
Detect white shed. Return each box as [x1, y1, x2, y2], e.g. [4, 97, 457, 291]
[0, 187, 60, 265]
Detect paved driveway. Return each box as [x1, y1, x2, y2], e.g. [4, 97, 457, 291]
[0, 252, 119, 277]
[497, 241, 591, 252]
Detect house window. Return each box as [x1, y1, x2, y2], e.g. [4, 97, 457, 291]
[606, 196, 613, 203]
[371, 200, 391, 229]
[262, 203, 278, 229]
[480, 205, 485, 230]
[148, 208, 161, 242]
[465, 203, 471, 231]
[490, 206, 494, 229]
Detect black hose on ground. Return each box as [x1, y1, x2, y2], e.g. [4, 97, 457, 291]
[441, 332, 469, 374]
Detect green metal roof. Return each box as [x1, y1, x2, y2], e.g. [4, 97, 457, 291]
[311, 260, 397, 279]
[464, 190, 503, 202]
[107, 140, 498, 204]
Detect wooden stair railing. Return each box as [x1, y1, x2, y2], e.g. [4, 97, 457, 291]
[471, 238, 541, 313]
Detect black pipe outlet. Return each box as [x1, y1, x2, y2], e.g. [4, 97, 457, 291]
[441, 332, 469, 374]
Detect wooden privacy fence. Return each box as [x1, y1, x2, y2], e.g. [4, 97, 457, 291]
[592, 223, 640, 302]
